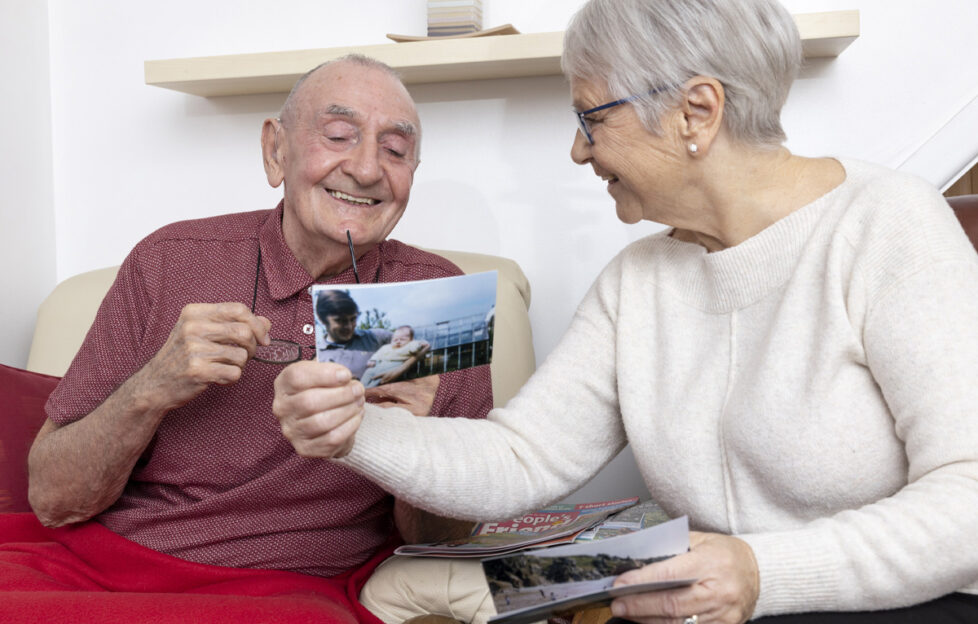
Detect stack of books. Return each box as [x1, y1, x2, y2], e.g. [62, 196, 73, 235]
[427, 0, 483, 37]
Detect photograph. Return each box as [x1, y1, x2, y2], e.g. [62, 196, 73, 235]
[311, 271, 498, 385]
[482, 516, 692, 624]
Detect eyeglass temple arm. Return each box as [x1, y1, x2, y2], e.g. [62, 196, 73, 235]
[251, 247, 262, 312]
[346, 230, 361, 284]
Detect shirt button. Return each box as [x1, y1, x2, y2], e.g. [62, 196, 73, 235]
[302, 324, 315, 335]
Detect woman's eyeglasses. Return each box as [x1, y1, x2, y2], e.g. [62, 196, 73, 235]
[574, 86, 672, 144]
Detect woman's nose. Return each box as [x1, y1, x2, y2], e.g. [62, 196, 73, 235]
[570, 128, 592, 164]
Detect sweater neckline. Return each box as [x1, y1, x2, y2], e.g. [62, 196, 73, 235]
[655, 159, 853, 312]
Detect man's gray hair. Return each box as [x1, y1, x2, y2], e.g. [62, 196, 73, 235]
[279, 54, 406, 126]
[562, 0, 802, 147]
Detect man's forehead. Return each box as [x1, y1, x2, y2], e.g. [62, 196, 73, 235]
[296, 64, 419, 127]
[314, 103, 418, 136]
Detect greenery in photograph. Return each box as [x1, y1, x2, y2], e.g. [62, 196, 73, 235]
[358, 308, 393, 330]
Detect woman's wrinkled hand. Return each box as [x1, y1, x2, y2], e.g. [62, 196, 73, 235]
[609, 531, 760, 624]
[273, 361, 366, 458]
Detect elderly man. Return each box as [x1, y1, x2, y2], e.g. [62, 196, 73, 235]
[0, 54, 491, 623]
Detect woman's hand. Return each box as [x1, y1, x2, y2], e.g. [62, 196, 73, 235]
[610, 531, 760, 624]
[273, 361, 366, 458]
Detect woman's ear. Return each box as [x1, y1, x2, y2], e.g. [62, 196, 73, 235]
[261, 118, 285, 188]
[680, 76, 725, 156]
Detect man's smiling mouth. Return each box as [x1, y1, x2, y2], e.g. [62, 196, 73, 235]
[327, 189, 380, 206]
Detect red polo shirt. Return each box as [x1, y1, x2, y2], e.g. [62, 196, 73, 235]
[46, 202, 492, 577]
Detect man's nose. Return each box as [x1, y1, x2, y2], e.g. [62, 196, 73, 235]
[344, 139, 383, 186]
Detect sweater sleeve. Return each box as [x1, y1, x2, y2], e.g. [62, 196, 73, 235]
[741, 254, 978, 616]
[340, 255, 631, 520]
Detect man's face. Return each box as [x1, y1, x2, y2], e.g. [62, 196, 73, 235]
[272, 61, 421, 265]
[324, 312, 359, 344]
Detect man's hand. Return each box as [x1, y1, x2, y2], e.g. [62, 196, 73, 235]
[609, 531, 760, 624]
[365, 375, 439, 416]
[273, 361, 366, 458]
[29, 301, 271, 527]
[140, 302, 270, 411]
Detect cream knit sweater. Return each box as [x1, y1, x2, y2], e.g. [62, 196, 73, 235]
[341, 159, 978, 617]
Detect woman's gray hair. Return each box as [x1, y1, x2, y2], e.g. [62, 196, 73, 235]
[562, 0, 802, 147]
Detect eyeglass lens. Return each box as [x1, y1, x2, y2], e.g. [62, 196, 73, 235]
[576, 113, 593, 144]
[254, 339, 303, 364]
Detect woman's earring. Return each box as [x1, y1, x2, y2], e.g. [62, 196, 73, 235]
[688, 143, 698, 154]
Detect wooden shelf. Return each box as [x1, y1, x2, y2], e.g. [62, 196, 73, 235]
[144, 10, 859, 97]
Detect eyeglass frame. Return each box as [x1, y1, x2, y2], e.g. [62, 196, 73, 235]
[574, 86, 671, 145]
[250, 247, 316, 365]
[249, 230, 374, 364]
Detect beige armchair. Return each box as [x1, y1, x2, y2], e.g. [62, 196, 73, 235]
[26, 248, 535, 407]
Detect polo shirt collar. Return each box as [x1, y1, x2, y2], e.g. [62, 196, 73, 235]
[257, 200, 385, 301]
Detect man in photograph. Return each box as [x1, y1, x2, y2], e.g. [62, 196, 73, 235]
[315, 288, 393, 378]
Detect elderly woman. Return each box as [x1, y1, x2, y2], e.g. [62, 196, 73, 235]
[273, 0, 978, 622]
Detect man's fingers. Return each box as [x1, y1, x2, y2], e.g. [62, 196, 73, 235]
[208, 362, 247, 385]
[253, 315, 272, 346]
[177, 335, 251, 368]
[179, 303, 270, 348]
[184, 301, 254, 323]
[183, 319, 261, 351]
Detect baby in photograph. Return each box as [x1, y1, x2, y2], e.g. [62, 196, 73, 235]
[360, 325, 430, 388]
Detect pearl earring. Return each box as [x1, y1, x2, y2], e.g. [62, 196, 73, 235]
[688, 143, 698, 154]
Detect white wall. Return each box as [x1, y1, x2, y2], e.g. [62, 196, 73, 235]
[0, 1, 55, 368]
[4, 0, 978, 502]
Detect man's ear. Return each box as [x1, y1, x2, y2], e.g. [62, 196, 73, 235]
[680, 76, 725, 156]
[261, 118, 285, 188]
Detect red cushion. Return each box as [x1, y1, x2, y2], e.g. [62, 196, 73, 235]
[0, 363, 60, 513]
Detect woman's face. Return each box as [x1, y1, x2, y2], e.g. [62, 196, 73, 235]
[570, 78, 685, 225]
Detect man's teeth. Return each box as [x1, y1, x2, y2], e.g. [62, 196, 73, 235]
[600, 174, 618, 182]
[329, 190, 379, 205]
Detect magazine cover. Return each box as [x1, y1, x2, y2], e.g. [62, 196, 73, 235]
[394, 498, 639, 558]
[472, 498, 641, 536]
[483, 516, 694, 624]
[311, 271, 497, 386]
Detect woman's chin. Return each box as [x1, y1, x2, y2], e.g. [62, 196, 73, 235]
[615, 204, 643, 225]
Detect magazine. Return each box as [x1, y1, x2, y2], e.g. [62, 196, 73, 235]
[483, 516, 694, 624]
[575, 498, 671, 541]
[394, 498, 639, 558]
[311, 271, 497, 386]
